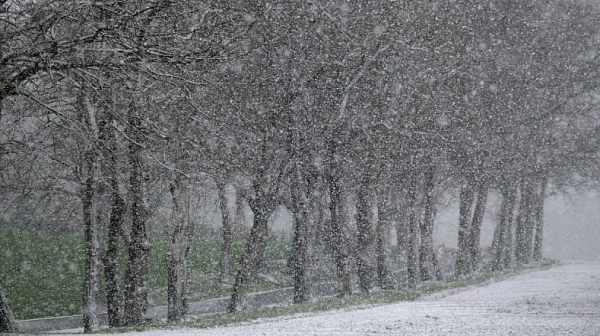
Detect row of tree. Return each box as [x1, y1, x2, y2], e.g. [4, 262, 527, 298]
[1, 0, 599, 333]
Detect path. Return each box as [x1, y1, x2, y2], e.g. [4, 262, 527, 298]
[58, 261, 600, 335]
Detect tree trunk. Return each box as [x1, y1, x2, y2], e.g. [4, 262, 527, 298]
[0, 279, 18, 333]
[356, 174, 374, 293]
[468, 181, 488, 272]
[228, 205, 269, 312]
[492, 183, 511, 272]
[406, 172, 420, 288]
[166, 174, 191, 322]
[394, 189, 408, 258]
[122, 109, 150, 326]
[102, 119, 125, 328]
[502, 184, 518, 269]
[533, 176, 547, 261]
[419, 165, 440, 282]
[376, 176, 393, 289]
[218, 182, 233, 284]
[104, 187, 125, 327]
[455, 182, 474, 277]
[290, 165, 311, 303]
[327, 143, 351, 297]
[515, 178, 533, 265]
[82, 148, 99, 333]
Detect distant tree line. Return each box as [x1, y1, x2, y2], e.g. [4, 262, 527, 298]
[1, 0, 599, 332]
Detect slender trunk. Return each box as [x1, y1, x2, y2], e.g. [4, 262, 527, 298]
[166, 175, 191, 322]
[356, 174, 374, 293]
[503, 184, 518, 269]
[406, 172, 420, 288]
[419, 165, 439, 281]
[104, 188, 124, 327]
[82, 150, 99, 333]
[533, 176, 547, 261]
[327, 143, 351, 297]
[0, 279, 18, 333]
[291, 166, 311, 303]
[455, 182, 474, 277]
[394, 189, 408, 258]
[218, 183, 233, 283]
[515, 178, 532, 265]
[233, 189, 246, 236]
[123, 109, 149, 326]
[468, 181, 488, 272]
[80, 93, 100, 333]
[228, 205, 269, 312]
[376, 178, 393, 289]
[102, 119, 124, 328]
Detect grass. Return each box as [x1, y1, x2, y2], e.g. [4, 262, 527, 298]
[0, 229, 291, 320]
[0, 228, 557, 330]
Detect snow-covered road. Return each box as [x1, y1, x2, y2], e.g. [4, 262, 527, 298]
[64, 261, 600, 335]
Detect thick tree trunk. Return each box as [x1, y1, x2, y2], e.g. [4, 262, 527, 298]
[82, 149, 99, 333]
[468, 181, 488, 272]
[406, 173, 420, 288]
[218, 182, 233, 284]
[104, 186, 124, 327]
[492, 183, 511, 272]
[166, 175, 191, 322]
[122, 110, 149, 326]
[0, 279, 18, 333]
[515, 178, 533, 265]
[533, 176, 547, 261]
[376, 178, 393, 289]
[419, 165, 440, 282]
[102, 119, 125, 328]
[356, 174, 374, 293]
[290, 166, 311, 303]
[327, 143, 351, 297]
[228, 205, 269, 312]
[455, 182, 475, 277]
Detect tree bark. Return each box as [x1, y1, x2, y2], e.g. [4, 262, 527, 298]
[82, 148, 99, 333]
[218, 182, 233, 284]
[468, 181, 488, 272]
[80, 93, 101, 333]
[455, 182, 475, 277]
[122, 108, 150, 326]
[166, 174, 191, 323]
[533, 176, 547, 261]
[515, 178, 533, 265]
[376, 175, 394, 289]
[228, 204, 270, 312]
[419, 165, 441, 281]
[0, 279, 18, 333]
[503, 184, 518, 269]
[492, 183, 511, 272]
[356, 174, 374, 293]
[101, 118, 125, 328]
[290, 164, 311, 303]
[394, 189, 408, 258]
[327, 143, 351, 297]
[406, 172, 420, 288]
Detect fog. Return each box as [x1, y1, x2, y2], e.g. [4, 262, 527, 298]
[434, 192, 600, 262]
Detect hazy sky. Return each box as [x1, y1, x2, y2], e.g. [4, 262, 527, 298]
[434, 191, 600, 262]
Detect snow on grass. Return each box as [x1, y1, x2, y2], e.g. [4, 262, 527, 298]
[60, 260, 600, 335]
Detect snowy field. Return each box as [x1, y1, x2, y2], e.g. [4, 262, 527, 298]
[60, 261, 600, 336]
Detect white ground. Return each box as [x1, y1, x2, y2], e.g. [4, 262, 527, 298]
[60, 261, 600, 336]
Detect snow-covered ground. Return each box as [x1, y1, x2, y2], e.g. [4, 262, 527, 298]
[60, 261, 600, 335]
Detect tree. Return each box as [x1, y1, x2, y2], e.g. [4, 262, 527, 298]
[0, 278, 17, 333]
